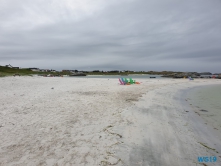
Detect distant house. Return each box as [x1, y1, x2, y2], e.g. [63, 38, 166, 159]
[5, 64, 19, 69]
[5, 64, 13, 68]
[40, 69, 51, 72]
[28, 69, 55, 72]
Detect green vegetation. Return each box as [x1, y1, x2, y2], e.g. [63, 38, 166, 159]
[0, 65, 183, 77]
[0, 66, 58, 77]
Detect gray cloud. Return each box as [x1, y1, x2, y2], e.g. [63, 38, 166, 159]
[0, 0, 221, 72]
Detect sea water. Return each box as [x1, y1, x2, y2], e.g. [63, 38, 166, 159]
[185, 84, 221, 131]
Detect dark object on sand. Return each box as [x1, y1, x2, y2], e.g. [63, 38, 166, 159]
[13, 73, 20, 77]
[150, 77, 156, 78]
[200, 109, 208, 112]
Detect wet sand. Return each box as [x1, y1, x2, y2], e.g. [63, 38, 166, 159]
[185, 84, 221, 132]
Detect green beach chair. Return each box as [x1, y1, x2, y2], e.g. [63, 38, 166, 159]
[129, 78, 136, 84]
[124, 78, 130, 84]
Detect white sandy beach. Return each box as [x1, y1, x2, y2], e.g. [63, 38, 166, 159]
[0, 77, 221, 166]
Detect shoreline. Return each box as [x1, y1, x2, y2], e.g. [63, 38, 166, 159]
[180, 84, 221, 154]
[114, 80, 221, 166]
[183, 84, 221, 131]
[179, 86, 221, 154]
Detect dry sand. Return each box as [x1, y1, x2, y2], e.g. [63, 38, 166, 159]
[0, 76, 220, 166]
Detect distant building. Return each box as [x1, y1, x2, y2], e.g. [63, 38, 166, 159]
[41, 69, 51, 72]
[5, 64, 19, 69]
[5, 64, 13, 68]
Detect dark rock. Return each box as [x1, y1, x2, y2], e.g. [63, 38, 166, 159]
[70, 73, 87, 76]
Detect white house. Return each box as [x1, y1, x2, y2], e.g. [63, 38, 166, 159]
[5, 64, 13, 68]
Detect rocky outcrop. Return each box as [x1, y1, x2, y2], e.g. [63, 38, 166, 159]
[162, 72, 200, 78]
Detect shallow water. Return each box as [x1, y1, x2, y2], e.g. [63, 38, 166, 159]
[186, 84, 221, 130]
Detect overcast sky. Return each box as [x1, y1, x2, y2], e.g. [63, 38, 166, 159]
[0, 0, 221, 72]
